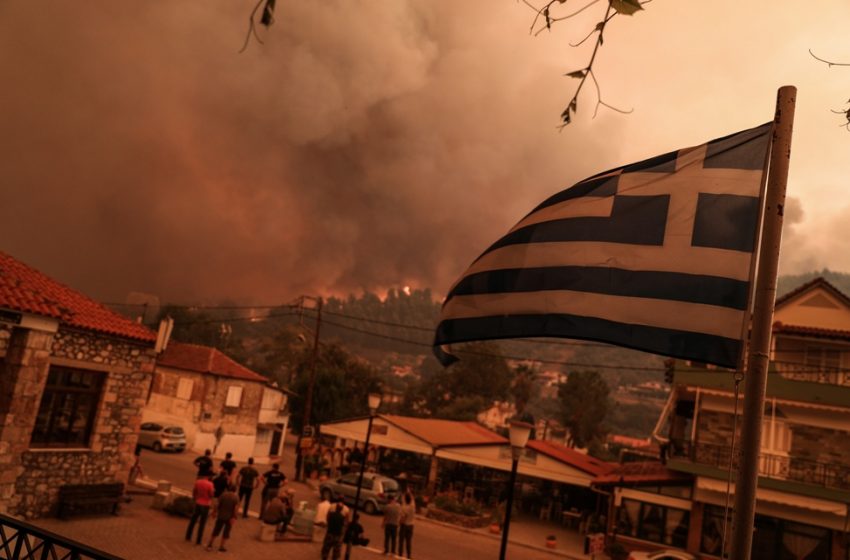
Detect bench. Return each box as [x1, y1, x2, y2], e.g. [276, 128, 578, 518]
[58, 483, 124, 519]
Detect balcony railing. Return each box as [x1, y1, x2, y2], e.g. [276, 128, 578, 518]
[0, 513, 121, 560]
[669, 439, 850, 491]
[772, 361, 850, 386]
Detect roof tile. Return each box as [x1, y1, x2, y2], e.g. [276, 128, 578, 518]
[0, 251, 156, 342]
[526, 439, 615, 477]
[157, 341, 269, 383]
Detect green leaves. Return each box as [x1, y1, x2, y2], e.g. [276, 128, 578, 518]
[610, 0, 643, 15]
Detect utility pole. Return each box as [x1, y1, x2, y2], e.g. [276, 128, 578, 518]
[294, 296, 322, 482]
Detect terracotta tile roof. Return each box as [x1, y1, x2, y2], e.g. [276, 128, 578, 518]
[526, 439, 615, 477]
[593, 461, 691, 485]
[157, 341, 269, 383]
[776, 277, 850, 309]
[772, 322, 850, 341]
[381, 414, 508, 447]
[0, 251, 156, 343]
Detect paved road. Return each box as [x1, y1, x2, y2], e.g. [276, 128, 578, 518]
[33, 492, 569, 560]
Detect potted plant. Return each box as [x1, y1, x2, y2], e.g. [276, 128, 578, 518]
[545, 534, 557, 549]
[489, 503, 504, 534]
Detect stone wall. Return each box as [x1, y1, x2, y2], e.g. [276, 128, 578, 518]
[696, 410, 736, 446]
[199, 377, 263, 438]
[0, 324, 10, 354]
[1, 326, 156, 518]
[790, 424, 846, 465]
[51, 329, 152, 370]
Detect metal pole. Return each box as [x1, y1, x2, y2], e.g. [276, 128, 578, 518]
[295, 296, 323, 482]
[345, 413, 374, 560]
[729, 85, 796, 560]
[499, 455, 520, 560]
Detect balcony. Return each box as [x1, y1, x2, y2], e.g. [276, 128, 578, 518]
[674, 366, 850, 408]
[772, 361, 850, 386]
[0, 512, 119, 559]
[667, 440, 850, 500]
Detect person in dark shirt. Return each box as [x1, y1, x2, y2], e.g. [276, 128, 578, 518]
[344, 512, 368, 556]
[220, 452, 237, 479]
[321, 501, 346, 560]
[206, 484, 239, 552]
[213, 470, 229, 499]
[236, 457, 260, 518]
[193, 449, 214, 477]
[260, 463, 286, 516]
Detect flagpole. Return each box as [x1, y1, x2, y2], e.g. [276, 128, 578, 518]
[729, 85, 796, 560]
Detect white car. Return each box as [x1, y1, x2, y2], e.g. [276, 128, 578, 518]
[627, 550, 696, 560]
[137, 422, 187, 452]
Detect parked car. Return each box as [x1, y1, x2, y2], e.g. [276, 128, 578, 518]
[137, 422, 186, 453]
[318, 473, 400, 514]
[627, 550, 696, 560]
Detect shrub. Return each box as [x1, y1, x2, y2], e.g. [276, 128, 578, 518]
[433, 494, 482, 517]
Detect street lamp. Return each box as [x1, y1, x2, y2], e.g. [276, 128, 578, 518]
[499, 420, 533, 560]
[345, 391, 382, 560]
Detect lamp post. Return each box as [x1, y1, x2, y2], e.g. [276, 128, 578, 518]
[499, 420, 533, 560]
[345, 391, 382, 560]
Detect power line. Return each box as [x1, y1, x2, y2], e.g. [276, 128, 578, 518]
[319, 317, 667, 372]
[106, 299, 850, 370]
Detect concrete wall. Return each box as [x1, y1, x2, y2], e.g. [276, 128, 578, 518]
[144, 366, 269, 460]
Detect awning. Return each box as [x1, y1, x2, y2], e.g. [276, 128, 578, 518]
[696, 476, 847, 515]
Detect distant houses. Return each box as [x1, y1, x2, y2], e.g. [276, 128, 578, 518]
[0, 251, 158, 519]
[144, 341, 290, 462]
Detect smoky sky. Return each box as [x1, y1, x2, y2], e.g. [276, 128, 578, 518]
[1, 1, 847, 304]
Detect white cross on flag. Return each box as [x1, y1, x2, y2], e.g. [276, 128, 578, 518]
[434, 123, 773, 368]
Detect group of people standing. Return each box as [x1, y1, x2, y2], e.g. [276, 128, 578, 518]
[182, 449, 417, 559]
[381, 493, 416, 558]
[315, 489, 416, 560]
[184, 449, 290, 551]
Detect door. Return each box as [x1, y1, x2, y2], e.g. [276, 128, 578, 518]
[269, 426, 283, 457]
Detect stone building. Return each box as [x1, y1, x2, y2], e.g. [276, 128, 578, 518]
[607, 277, 850, 560]
[144, 341, 289, 462]
[0, 251, 158, 519]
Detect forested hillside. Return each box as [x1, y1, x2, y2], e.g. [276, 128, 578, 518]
[126, 271, 845, 441]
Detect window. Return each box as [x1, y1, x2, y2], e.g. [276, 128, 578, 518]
[261, 388, 279, 410]
[31, 366, 104, 448]
[225, 385, 243, 408]
[617, 499, 689, 548]
[176, 378, 194, 400]
[702, 506, 831, 559]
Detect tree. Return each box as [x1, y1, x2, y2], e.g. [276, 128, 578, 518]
[511, 363, 536, 416]
[412, 343, 512, 420]
[288, 343, 382, 432]
[558, 370, 610, 448]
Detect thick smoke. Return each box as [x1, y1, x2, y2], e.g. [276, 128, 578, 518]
[1, 1, 846, 304]
[1, 1, 616, 303]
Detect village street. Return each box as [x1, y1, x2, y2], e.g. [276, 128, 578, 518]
[124, 445, 594, 560]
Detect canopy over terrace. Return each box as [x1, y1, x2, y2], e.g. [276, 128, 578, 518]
[319, 414, 614, 488]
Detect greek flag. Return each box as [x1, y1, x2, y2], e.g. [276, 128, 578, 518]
[434, 123, 773, 369]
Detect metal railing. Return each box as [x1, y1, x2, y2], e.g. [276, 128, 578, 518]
[0, 513, 122, 560]
[669, 440, 850, 491]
